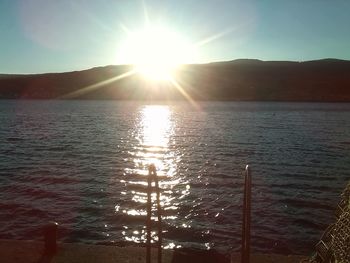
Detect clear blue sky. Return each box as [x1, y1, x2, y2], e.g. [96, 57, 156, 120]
[1, 0, 350, 73]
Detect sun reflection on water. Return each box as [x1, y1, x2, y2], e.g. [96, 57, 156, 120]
[119, 105, 187, 248]
[141, 106, 172, 147]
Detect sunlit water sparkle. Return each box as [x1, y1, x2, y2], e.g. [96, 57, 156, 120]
[0, 100, 349, 255]
[121, 105, 185, 247]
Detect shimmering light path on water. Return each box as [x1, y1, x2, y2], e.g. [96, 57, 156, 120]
[0, 101, 349, 255]
[121, 105, 186, 248]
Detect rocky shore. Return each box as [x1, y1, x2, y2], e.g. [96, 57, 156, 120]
[1, 239, 307, 263]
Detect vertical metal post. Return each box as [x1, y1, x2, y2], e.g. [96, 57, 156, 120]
[153, 167, 162, 263]
[241, 165, 251, 263]
[44, 222, 58, 255]
[146, 164, 162, 263]
[146, 166, 152, 263]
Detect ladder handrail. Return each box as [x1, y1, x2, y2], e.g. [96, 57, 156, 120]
[241, 165, 251, 263]
[146, 164, 162, 263]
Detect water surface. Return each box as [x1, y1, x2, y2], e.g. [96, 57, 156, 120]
[0, 100, 349, 254]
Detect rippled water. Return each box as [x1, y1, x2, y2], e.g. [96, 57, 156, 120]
[0, 100, 349, 255]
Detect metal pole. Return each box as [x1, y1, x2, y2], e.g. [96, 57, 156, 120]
[241, 165, 251, 263]
[44, 222, 58, 255]
[146, 165, 152, 263]
[146, 164, 162, 263]
[153, 167, 162, 263]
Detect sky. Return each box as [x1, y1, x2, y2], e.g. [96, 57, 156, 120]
[1, 0, 350, 74]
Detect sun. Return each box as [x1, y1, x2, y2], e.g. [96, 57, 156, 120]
[118, 26, 196, 81]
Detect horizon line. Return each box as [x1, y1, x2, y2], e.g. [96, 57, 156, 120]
[1, 57, 349, 75]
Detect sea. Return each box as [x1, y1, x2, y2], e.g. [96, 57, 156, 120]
[0, 100, 349, 255]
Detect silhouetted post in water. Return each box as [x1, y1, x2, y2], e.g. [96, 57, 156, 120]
[147, 166, 152, 263]
[241, 165, 251, 263]
[44, 222, 58, 255]
[154, 166, 162, 263]
[38, 222, 58, 263]
[146, 164, 162, 263]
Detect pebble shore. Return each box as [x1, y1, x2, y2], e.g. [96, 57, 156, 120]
[0, 239, 307, 263]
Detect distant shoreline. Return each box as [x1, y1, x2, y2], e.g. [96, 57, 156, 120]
[1, 59, 350, 101]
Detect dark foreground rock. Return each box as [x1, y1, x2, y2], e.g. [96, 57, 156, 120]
[0, 239, 307, 263]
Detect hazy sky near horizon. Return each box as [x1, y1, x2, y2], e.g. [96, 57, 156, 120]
[1, 0, 350, 73]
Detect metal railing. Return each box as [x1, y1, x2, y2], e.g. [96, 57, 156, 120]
[146, 164, 162, 263]
[145, 163, 255, 263]
[241, 165, 252, 263]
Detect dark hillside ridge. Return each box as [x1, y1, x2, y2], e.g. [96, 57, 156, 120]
[1, 59, 350, 101]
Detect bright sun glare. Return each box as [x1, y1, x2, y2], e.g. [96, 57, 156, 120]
[119, 26, 196, 81]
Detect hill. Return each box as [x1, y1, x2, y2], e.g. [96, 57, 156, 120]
[1, 59, 350, 101]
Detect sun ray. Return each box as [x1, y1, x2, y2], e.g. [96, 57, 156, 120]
[119, 23, 132, 35]
[70, 1, 120, 36]
[194, 27, 235, 48]
[142, 0, 150, 28]
[58, 69, 136, 99]
[168, 77, 200, 110]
